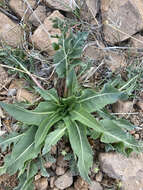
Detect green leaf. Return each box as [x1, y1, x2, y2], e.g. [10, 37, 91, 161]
[37, 157, 49, 177]
[0, 102, 48, 125]
[35, 87, 59, 104]
[91, 131, 101, 140]
[14, 171, 35, 190]
[0, 166, 6, 175]
[16, 161, 38, 190]
[71, 108, 102, 133]
[67, 69, 78, 96]
[34, 101, 58, 113]
[0, 132, 25, 152]
[35, 113, 62, 147]
[112, 119, 135, 131]
[43, 126, 66, 155]
[71, 109, 142, 152]
[54, 49, 66, 78]
[3, 127, 41, 175]
[64, 118, 93, 183]
[100, 119, 141, 151]
[79, 84, 125, 113]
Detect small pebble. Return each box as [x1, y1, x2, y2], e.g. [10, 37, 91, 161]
[134, 134, 140, 140]
[7, 88, 17, 96]
[56, 167, 66, 176]
[96, 172, 103, 182]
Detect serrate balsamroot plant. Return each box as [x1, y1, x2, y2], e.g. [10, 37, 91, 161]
[0, 18, 142, 189]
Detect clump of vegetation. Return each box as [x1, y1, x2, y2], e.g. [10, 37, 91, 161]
[0, 19, 142, 189]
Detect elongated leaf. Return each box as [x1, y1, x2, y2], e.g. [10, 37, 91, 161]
[67, 69, 78, 96]
[100, 119, 141, 151]
[37, 157, 50, 177]
[35, 113, 62, 147]
[64, 118, 93, 183]
[34, 101, 58, 113]
[35, 87, 59, 104]
[112, 119, 135, 131]
[43, 127, 66, 155]
[71, 109, 142, 152]
[0, 102, 48, 125]
[54, 49, 66, 78]
[79, 84, 125, 113]
[18, 161, 38, 190]
[0, 132, 25, 152]
[15, 172, 35, 190]
[71, 109, 101, 133]
[3, 127, 41, 175]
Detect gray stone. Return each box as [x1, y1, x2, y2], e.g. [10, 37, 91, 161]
[30, 11, 64, 55]
[99, 152, 143, 190]
[9, 0, 36, 19]
[29, 5, 47, 27]
[54, 171, 73, 190]
[86, 0, 100, 17]
[101, 0, 143, 43]
[0, 12, 23, 47]
[89, 181, 103, 190]
[44, 0, 77, 12]
[56, 167, 66, 176]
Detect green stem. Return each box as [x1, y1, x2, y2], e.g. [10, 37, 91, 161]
[62, 38, 69, 97]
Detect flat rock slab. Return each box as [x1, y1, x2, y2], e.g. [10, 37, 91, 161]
[29, 5, 47, 27]
[44, 0, 77, 12]
[31, 11, 64, 55]
[86, 0, 100, 17]
[9, 0, 36, 19]
[0, 12, 23, 47]
[101, 0, 143, 43]
[99, 152, 143, 190]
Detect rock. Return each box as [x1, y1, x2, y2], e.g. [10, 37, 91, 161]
[74, 177, 88, 190]
[31, 11, 64, 55]
[0, 12, 23, 47]
[44, 161, 53, 168]
[35, 178, 48, 190]
[134, 133, 140, 140]
[136, 101, 143, 111]
[7, 89, 17, 97]
[29, 5, 47, 27]
[56, 167, 66, 176]
[130, 34, 143, 49]
[50, 176, 55, 188]
[16, 88, 36, 103]
[99, 152, 143, 190]
[9, 0, 36, 19]
[83, 45, 105, 61]
[44, 0, 77, 12]
[0, 65, 9, 91]
[86, 0, 100, 17]
[57, 156, 68, 168]
[101, 0, 143, 43]
[35, 174, 41, 181]
[89, 181, 103, 190]
[54, 171, 73, 190]
[9, 79, 27, 90]
[67, 188, 75, 190]
[112, 100, 133, 114]
[51, 145, 57, 155]
[105, 52, 126, 72]
[95, 171, 103, 182]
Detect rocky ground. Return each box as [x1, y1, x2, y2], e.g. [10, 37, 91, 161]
[0, 0, 143, 189]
